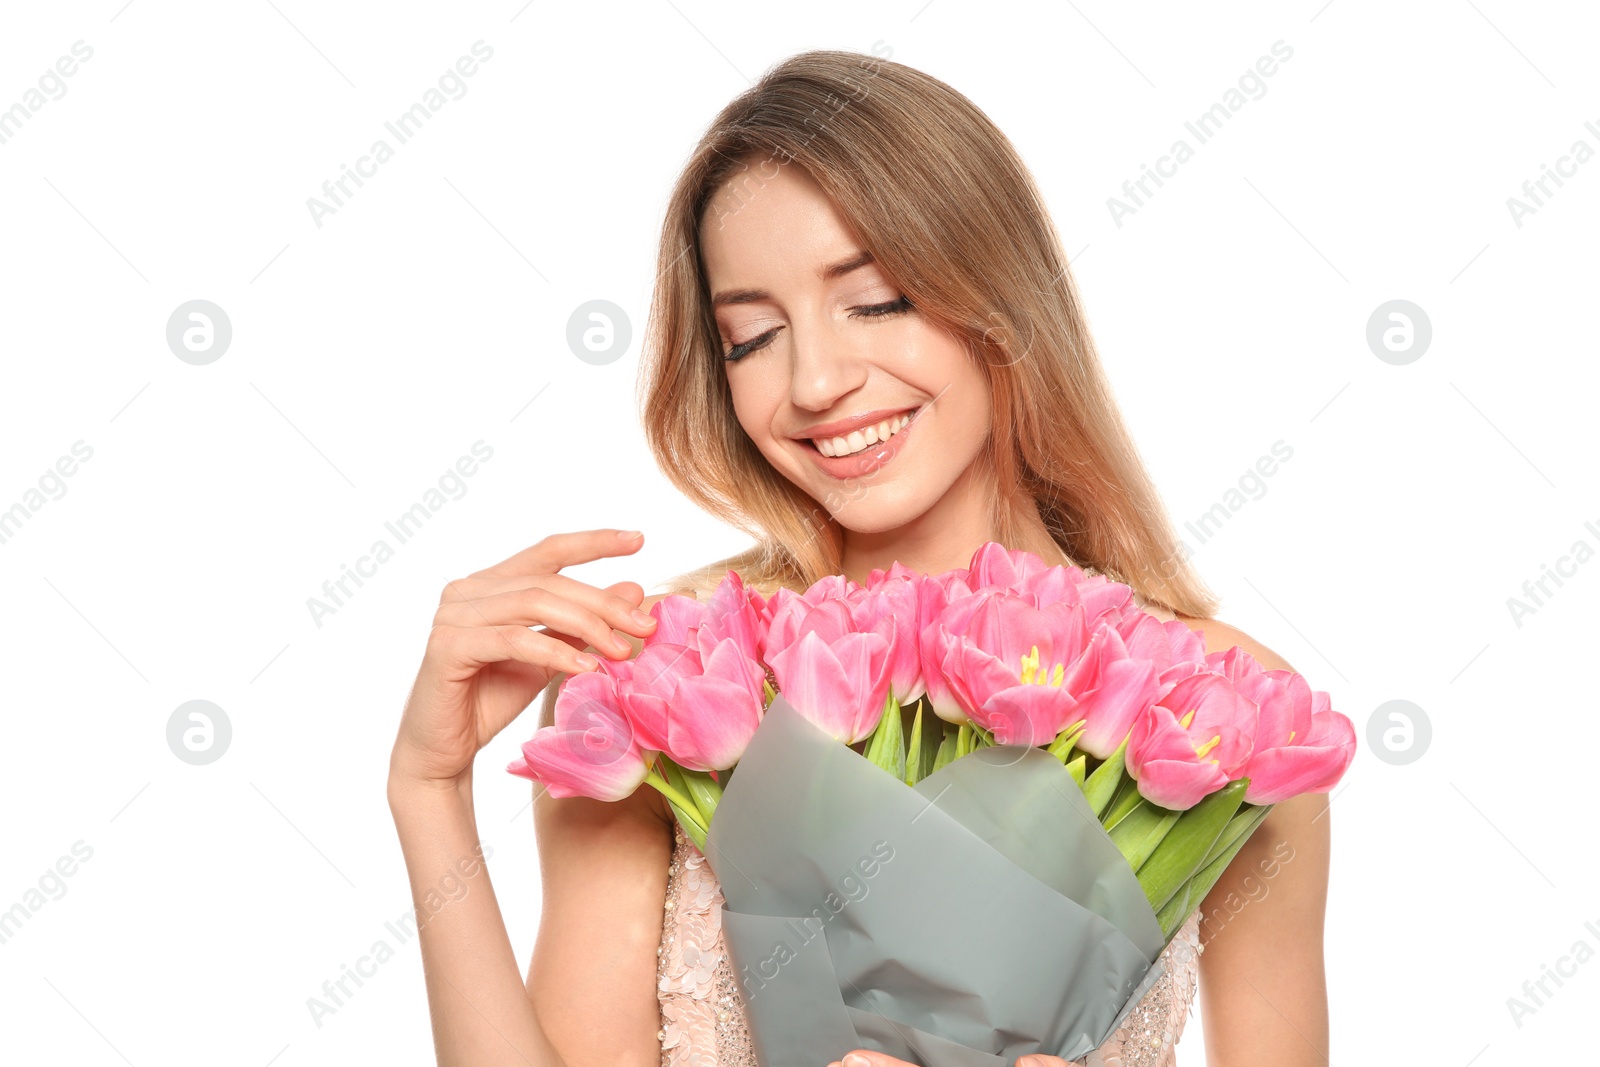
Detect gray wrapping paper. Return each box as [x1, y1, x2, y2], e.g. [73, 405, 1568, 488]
[701, 695, 1169, 1067]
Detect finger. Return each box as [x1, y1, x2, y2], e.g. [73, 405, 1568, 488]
[471, 528, 647, 580]
[829, 1052, 913, 1067]
[434, 583, 647, 661]
[441, 573, 648, 613]
[427, 621, 599, 681]
[438, 574, 657, 639]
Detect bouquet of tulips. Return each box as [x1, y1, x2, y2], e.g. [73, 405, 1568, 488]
[510, 543, 1356, 1066]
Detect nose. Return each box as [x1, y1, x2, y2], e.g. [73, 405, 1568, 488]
[786, 312, 868, 413]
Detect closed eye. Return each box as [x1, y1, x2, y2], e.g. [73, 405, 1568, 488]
[722, 295, 915, 363]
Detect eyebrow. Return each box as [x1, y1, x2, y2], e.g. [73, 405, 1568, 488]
[710, 249, 878, 308]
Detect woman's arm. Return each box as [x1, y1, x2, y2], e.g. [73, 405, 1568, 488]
[388, 651, 674, 1067]
[389, 774, 560, 1066]
[385, 531, 670, 1067]
[523, 661, 676, 1067]
[1178, 616, 1334, 1066]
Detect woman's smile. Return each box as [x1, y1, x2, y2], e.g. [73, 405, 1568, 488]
[797, 400, 926, 479]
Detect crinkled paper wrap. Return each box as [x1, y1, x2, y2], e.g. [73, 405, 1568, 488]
[700, 695, 1169, 1067]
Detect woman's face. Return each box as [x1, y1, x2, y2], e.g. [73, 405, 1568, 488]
[699, 162, 992, 535]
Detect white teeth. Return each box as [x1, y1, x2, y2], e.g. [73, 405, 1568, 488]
[815, 411, 913, 458]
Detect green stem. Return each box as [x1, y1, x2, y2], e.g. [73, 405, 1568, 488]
[644, 770, 707, 834]
[1081, 734, 1130, 817]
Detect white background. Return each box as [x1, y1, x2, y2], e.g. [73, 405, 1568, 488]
[1, 1, 1595, 1063]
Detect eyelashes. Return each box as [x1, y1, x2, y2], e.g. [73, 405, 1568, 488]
[722, 295, 915, 364]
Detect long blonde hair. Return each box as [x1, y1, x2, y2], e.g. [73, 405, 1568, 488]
[638, 48, 1219, 619]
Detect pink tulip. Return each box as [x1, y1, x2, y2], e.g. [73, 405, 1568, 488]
[965, 541, 1058, 592]
[766, 598, 896, 744]
[1127, 672, 1257, 810]
[653, 638, 766, 771]
[1060, 625, 1164, 759]
[507, 667, 649, 802]
[855, 573, 930, 705]
[933, 591, 1101, 746]
[867, 558, 971, 590]
[648, 591, 708, 648]
[689, 570, 768, 667]
[1118, 611, 1209, 689]
[1235, 666, 1357, 805]
[965, 541, 1135, 624]
[761, 574, 863, 662]
[618, 641, 704, 755]
[918, 582, 989, 726]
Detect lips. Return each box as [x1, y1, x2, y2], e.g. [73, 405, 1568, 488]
[798, 403, 923, 480]
[791, 405, 921, 444]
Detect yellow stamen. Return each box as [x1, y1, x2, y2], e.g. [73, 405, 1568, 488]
[1178, 708, 1197, 729]
[1017, 644, 1066, 688]
[1194, 734, 1222, 760]
[1019, 645, 1039, 685]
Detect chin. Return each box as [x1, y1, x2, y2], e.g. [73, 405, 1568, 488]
[820, 482, 945, 534]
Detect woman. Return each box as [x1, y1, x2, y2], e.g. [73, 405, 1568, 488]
[387, 50, 1333, 1067]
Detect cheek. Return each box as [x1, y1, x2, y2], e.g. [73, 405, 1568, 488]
[725, 368, 785, 447]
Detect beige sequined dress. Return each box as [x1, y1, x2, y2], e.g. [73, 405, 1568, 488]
[656, 822, 1203, 1067]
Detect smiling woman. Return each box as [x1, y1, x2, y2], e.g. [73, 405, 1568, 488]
[386, 46, 1335, 1067]
[639, 53, 1221, 612]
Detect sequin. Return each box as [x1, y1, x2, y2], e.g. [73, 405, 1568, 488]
[656, 824, 1203, 1067]
[658, 823, 755, 1067]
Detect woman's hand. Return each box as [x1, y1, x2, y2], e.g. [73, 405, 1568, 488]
[826, 1052, 1076, 1067]
[387, 528, 658, 792]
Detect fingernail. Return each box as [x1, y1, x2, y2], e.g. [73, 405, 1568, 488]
[630, 609, 655, 626]
[844, 1056, 871, 1067]
[575, 653, 600, 670]
[617, 529, 642, 540]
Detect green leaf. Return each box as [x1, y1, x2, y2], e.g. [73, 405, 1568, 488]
[1048, 719, 1087, 763]
[1198, 802, 1273, 871]
[1101, 774, 1145, 829]
[863, 692, 906, 780]
[1154, 801, 1270, 940]
[1136, 779, 1248, 915]
[1106, 799, 1182, 870]
[1081, 735, 1129, 817]
[904, 701, 940, 786]
[931, 722, 960, 774]
[1064, 753, 1087, 787]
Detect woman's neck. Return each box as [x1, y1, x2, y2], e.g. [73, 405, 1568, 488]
[837, 464, 1076, 584]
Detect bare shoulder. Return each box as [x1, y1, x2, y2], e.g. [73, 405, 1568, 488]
[1170, 612, 1295, 673]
